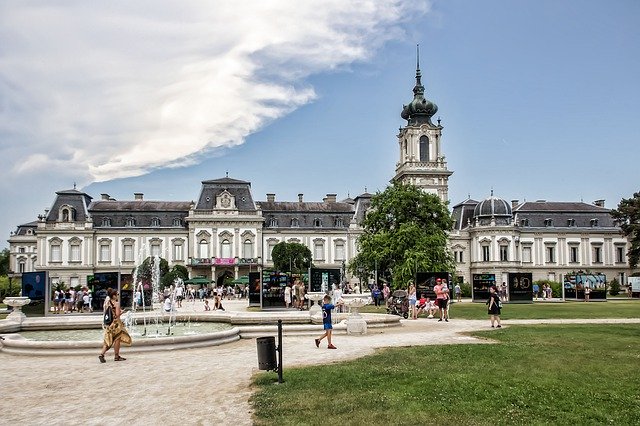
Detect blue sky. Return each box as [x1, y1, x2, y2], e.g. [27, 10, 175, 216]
[1, 0, 639, 248]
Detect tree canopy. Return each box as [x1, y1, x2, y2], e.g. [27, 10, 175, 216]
[271, 242, 312, 273]
[350, 181, 454, 288]
[0, 248, 9, 276]
[611, 191, 640, 269]
[134, 256, 169, 286]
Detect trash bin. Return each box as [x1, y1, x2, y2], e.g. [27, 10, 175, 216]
[256, 336, 277, 371]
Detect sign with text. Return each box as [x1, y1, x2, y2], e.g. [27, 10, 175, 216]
[472, 273, 496, 302]
[309, 268, 341, 293]
[507, 273, 533, 303]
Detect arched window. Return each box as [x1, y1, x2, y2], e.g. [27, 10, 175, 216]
[314, 218, 322, 228]
[243, 239, 253, 259]
[198, 240, 209, 258]
[221, 239, 231, 258]
[151, 217, 161, 227]
[101, 217, 111, 227]
[126, 217, 135, 227]
[173, 218, 182, 227]
[269, 217, 278, 227]
[419, 135, 429, 162]
[335, 217, 343, 227]
[62, 208, 70, 222]
[291, 218, 299, 227]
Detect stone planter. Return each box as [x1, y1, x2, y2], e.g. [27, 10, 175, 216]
[3, 297, 31, 323]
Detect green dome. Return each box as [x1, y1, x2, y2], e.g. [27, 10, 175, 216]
[401, 49, 438, 126]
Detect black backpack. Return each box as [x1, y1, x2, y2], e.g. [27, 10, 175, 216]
[103, 303, 114, 326]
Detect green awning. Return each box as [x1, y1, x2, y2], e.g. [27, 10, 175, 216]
[232, 275, 249, 284]
[184, 277, 211, 285]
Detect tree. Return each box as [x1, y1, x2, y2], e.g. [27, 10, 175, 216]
[350, 181, 455, 288]
[611, 191, 640, 269]
[135, 256, 169, 287]
[0, 248, 9, 276]
[271, 242, 312, 273]
[609, 278, 621, 296]
[161, 264, 190, 288]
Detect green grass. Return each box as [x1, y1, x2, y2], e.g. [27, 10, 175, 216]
[251, 325, 640, 425]
[360, 299, 640, 320]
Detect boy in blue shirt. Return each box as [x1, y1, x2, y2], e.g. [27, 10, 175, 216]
[315, 295, 341, 349]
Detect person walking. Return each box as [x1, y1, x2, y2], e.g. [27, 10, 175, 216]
[434, 278, 449, 322]
[99, 288, 132, 363]
[454, 283, 462, 303]
[408, 283, 417, 319]
[284, 283, 292, 308]
[314, 295, 342, 349]
[486, 285, 502, 328]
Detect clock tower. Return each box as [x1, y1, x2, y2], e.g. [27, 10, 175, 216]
[394, 47, 452, 204]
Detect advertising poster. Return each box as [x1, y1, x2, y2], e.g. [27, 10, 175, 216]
[628, 276, 640, 298]
[248, 271, 261, 306]
[21, 271, 47, 300]
[564, 274, 607, 300]
[309, 268, 340, 293]
[507, 273, 533, 303]
[472, 274, 496, 302]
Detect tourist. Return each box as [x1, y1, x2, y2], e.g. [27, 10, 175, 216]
[454, 282, 462, 303]
[99, 288, 131, 363]
[163, 296, 173, 312]
[314, 294, 342, 349]
[353, 283, 360, 294]
[584, 285, 591, 302]
[434, 278, 449, 322]
[57, 288, 66, 313]
[532, 282, 539, 300]
[541, 284, 548, 300]
[284, 283, 292, 308]
[500, 282, 508, 302]
[382, 283, 391, 308]
[486, 285, 502, 328]
[82, 291, 90, 313]
[416, 294, 428, 317]
[408, 282, 417, 319]
[213, 292, 225, 311]
[372, 284, 381, 307]
[204, 299, 211, 311]
[175, 284, 184, 308]
[333, 282, 344, 313]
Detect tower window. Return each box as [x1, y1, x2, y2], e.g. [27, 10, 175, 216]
[419, 135, 429, 162]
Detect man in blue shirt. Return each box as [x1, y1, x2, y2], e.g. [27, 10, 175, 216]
[315, 295, 341, 349]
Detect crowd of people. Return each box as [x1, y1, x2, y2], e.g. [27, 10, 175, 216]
[52, 287, 93, 314]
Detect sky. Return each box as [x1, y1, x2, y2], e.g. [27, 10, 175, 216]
[1, 0, 639, 249]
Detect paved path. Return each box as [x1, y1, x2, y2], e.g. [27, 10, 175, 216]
[1, 300, 638, 426]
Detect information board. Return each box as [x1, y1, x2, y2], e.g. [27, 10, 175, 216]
[248, 272, 261, 306]
[415, 272, 451, 301]
[507, 272, 533, 303]
[472, 273, 496, 302]
[309, 268, 341, 293]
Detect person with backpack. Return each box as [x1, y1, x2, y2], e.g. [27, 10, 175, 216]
[99, 288, 131, 363]
[486, 285, 502, 328]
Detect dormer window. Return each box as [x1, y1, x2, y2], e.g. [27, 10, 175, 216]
[101, 217, 112, 227]
[567, 218, 576, 227]
[269, 217, 278, 227]
[335, 217, 343, 227]
[544, 218, 553, 227]
[173, 218, 182, 227]
[291, 218, 299, 227]
[520, 218, 529, 227]
[151, 217, 161, 227]
[590, 218, 599, 227]
[126, 217, 135, 227]
[314, 218, 322, 227]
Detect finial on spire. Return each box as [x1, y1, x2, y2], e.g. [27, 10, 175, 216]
[416, 43, 420, 71]
[364, 186, 368, 193]
[491, 188, 494, 197]
[225, 171, 229, 178]
[73, 182, 76, 190]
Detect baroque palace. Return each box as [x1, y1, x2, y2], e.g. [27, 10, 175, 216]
[7, 59, 633, 292]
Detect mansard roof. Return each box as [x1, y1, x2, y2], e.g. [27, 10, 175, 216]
[195, 177, 257, 211]
[257, 201, 354, 213]
[514, 201, 616, 228]
[89, 201, 191, 212]
[46, 189, 92, 222]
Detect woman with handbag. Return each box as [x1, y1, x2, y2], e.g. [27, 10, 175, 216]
[486, 285, 502, 328]
[99, 288, 132, 363]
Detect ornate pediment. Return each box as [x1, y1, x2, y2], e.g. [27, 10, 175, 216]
[216, 190, 236, 210]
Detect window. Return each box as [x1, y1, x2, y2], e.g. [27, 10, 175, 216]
[314, 218, 322, 228]
[546, 246, 555, 263]
[101, 217, 111, 227]
[62, 208, 75, 222]
[314, 241, 325, 261]
[198, 240, 209, 258]
[243, 239, 253, 259]
[500, 245, 508, 262]
[616, 246, 625, 263]
[335, 217, 343, 227]
[590, 218, 599, 227]
[70, 243, 81, 262]
[291, 218, 299, 227]
[567, 218, 576, 227]
[570, 246, 579, 263]
[481, 245, 490, 262]
[150, 243, 161, 257]
[419, 135, 429, 162]
[19, 247, 25, 253]
[593, 246, 602, 263]
[335, 241, 345, 261]
[520, 218, 529, 227]
[455, 250, 464, 263]
[151, 217, 161, 227]
[123, 243, 134, 262]
[173, 218, 182, 227]
[126, 217, 135, 227]
[544, 218, 553, 227]
[50, 241, 62, 263]
[221, 239, 231, 258]
[269, 217, 278, 227]
[267, 241, 277, 261]
[18, 261, 25, 273]
[522, 246, 532, 263]
[70, 277, 79, 289]
[99, 243, 111, 262]
[173, 243, 184, 261]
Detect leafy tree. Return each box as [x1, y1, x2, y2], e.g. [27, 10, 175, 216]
[271, 242, 312, 273]
[611, 191, 640, 269]
[0, 248, 9, 276]
[609, 278, 621, 296]
[134, 256, 169, 287]
[161, 264, 190, 288]
[350, 181, 455, 289]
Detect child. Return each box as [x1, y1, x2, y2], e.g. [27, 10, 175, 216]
[213, 292, 225, 311]
[416, 294, 428, 317]
[204, 299, 211, 311]
[314, 295, 341, 349]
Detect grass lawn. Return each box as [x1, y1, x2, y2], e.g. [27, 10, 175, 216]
[251, 324, 640, 425]
[360, 299, 640, 320]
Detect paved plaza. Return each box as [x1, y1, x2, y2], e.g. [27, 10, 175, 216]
[1, 300, 638, 425]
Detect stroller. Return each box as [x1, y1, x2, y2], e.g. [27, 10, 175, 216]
[386, 289, 409, 319]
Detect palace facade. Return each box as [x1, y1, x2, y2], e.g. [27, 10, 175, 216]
[7, 58, 633, 290]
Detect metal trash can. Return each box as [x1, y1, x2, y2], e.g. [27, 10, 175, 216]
[256, 336, 277, 371]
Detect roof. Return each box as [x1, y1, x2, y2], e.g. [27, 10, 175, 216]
[89, 201, 192, 212]
[257, 202, 354, 213]
[515, 201, 610, 213]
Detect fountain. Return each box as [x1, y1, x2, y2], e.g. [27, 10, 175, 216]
[344, 297, 370, 335]
[305, 293, 326, 316]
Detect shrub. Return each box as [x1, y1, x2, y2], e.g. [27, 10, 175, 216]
[609, 278, 621, 296]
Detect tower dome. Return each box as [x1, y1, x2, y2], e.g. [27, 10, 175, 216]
[401, 45, 438, 126]
[473, 193, 512, 219]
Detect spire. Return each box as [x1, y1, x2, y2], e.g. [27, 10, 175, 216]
[416, 44, 422, 86]
[401, 44, 437, 125]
